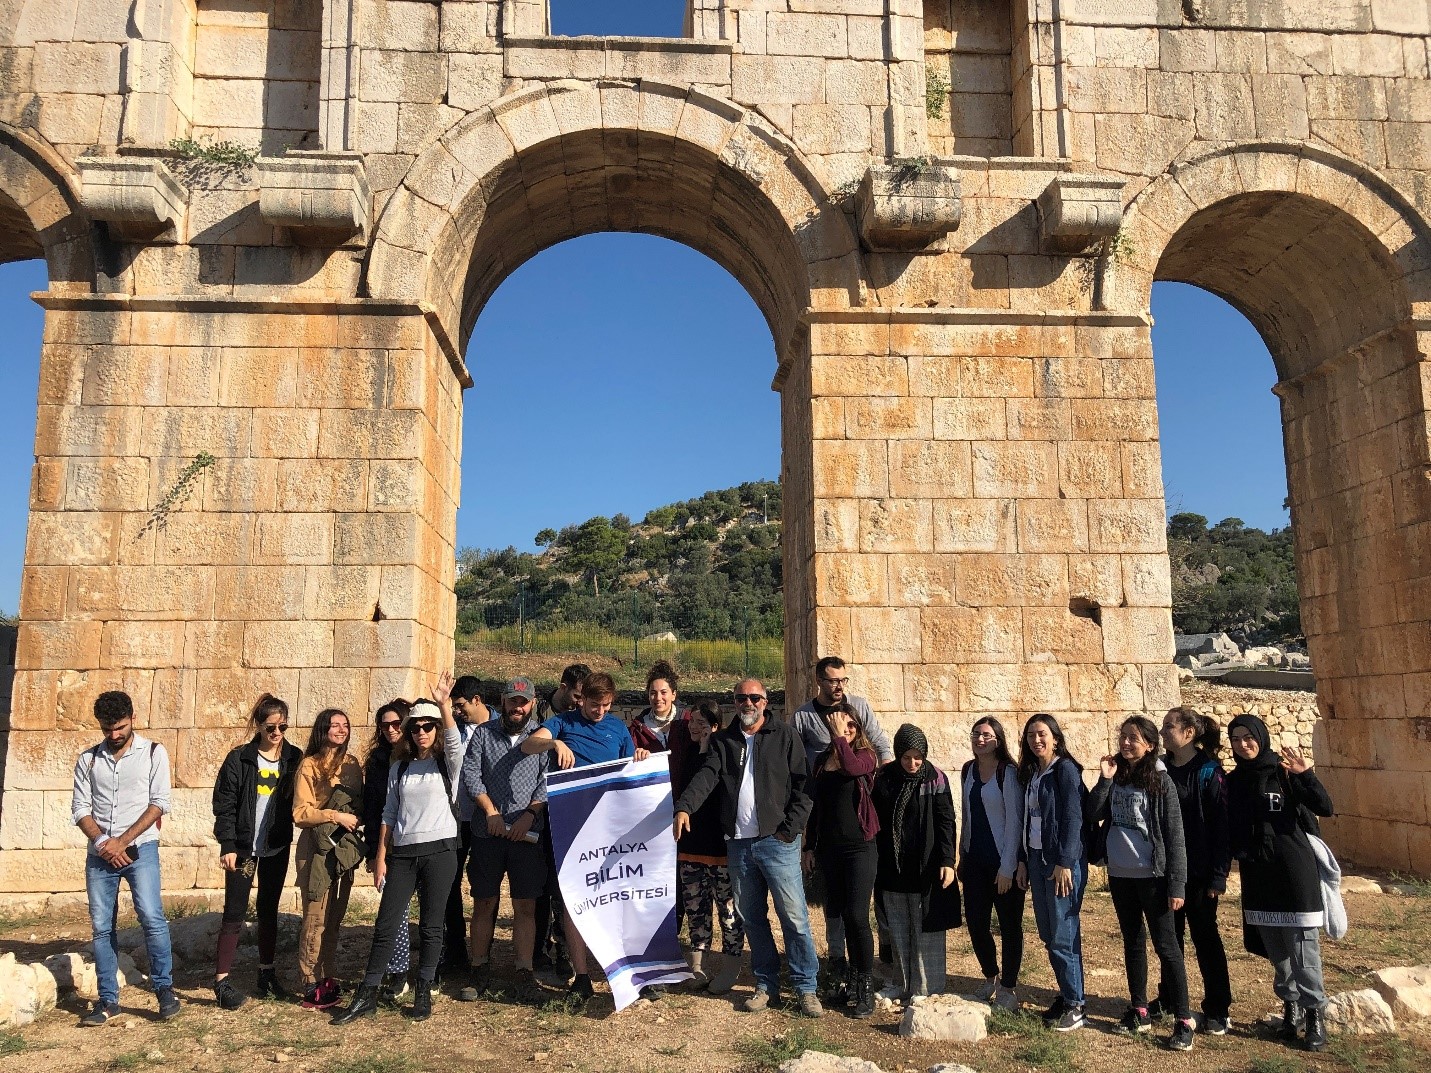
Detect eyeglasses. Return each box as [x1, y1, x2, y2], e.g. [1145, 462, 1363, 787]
[380, 720, 402, 730]
[410, 721, 439, 734]
[734, 693, 765, 704]
[263, 723, 289, 733]
[971, 732, 997, 742]
[819, 676, 849, 687]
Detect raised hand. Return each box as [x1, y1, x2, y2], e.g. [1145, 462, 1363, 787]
[431, 669, 455, 707]
[1282, 745, 1312, 774]
[1100, 754, 1118, 779]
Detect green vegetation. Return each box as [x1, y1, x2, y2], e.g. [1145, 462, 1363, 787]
[1012, 1030, 1077, 1072]
[167, 137, 259, 169]
[1328, 1035, 1422, 1073]
[735, 1027, 846, 1070]
[987, 1005, 1047, 1037]
[925, 68, 950, 119]
[457, 481, 783, 646]
[1168, 512, 1300, 640]
[0, 1031, 25, 1056]
[1247, 1057, 1303, 1073]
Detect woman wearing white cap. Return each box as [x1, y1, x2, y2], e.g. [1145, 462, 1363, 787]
[332, 672, 464, 1024]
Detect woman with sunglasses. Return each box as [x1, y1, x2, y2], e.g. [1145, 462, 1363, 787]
[210, 693, 303, 1008]
[362, 698, 414, 1006]
[333, 672, 462, 1024]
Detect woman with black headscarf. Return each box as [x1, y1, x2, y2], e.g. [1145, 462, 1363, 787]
[871, 724, 959, 1006]
[1225, 713, 1334, 1052]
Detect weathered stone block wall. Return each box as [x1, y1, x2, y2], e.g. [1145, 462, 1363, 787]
[0, 301, 462, 893]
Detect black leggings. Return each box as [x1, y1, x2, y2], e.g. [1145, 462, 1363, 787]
[1110, 875, 1190, 1018]
[961, 854, 1026, 988]
[1160, 883, 1232, 1020]
[363, 848, 460, 986]
[443, 826, 472, 964]
[216, 848, 289, 976]
[817, 841, 877, 973]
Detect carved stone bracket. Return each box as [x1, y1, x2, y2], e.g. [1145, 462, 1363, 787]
[855, 162, 962, 252]
[76, 156, 187, 241]
[1038, 174, 1125, 252]
[258, 151, 371, 243]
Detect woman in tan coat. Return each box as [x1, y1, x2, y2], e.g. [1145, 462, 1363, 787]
[292, 707, 363, 1009]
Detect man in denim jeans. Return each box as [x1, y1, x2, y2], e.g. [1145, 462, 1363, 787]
[673, 679, 822, 1017]
[71, 690, 180, 1025]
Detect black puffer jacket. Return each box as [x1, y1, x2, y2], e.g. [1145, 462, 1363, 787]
[212, 738, 303, 857]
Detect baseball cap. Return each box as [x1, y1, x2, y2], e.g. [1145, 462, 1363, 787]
[503, 677, 536, 701]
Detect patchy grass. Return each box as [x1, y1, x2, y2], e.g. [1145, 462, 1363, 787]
[1246, 1057, 1303, 1073]
[987, 1005, 1046, 1038]
[0, 1030, 26, 1056]
[735, 1026, 848, 1070]
[1012, 1031, 1077, 1072]
[1327, 1035, 1423, 1073]
[105, 1052, 160, 1072]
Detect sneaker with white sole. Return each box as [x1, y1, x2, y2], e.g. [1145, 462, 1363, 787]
[1053, 1005, 1086, 1032]
[1200, 1015, 1229, 1035]
[976, 975, 999, 1002]
[1114, 1006, 1152, 1035]
[1168, 1019, 1196, 1051]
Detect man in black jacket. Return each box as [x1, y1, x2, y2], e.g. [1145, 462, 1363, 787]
[673, 679, 822, 1017]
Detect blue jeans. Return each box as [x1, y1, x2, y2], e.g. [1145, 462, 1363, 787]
[86, 841, 174, 1004]
[1030, 854, 1086, 1007]
[727, 835, 820, 995]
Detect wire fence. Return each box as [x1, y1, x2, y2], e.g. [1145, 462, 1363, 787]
[458, 591, 784, 679]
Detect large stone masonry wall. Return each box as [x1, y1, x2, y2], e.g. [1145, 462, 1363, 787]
[1, 0, 1431, 896]
[0, 301, 462, 894]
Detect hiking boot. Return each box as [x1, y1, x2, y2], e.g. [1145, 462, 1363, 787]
[330, 985, 379, 1026]
[255, 967, 289, 1001]
[458, 962, 492, 1001]
[706, 952, 741, 996]
[824, 957, 850, 1006]
[1053, 1005, 1086, 1032]
[1304, 1006, 1328, 1052]
[1278, 1000, 1304, 1041]
[566, 974, 595, 1008]
[797, 992, 824, 1019]
[515, 968, 548, 1006]
[157, 987, 181, 1020]
[1168, 1019, 1196, 1051]
[79, 1000, 120, 1027]
[378, 972, 409, 1007]
[742, 988, 775, 1013]
[1114, 1006, 1152, 1035]
[404, 980, 433, 1021]
[852, 973, 875, 1020]
[213, 979, 248, 1011]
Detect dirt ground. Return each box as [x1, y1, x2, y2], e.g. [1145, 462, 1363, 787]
[1, 880, 1428, 1073]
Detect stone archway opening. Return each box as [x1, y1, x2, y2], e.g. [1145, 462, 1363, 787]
[456, 231, 784, 688]
[1149, 184, 1429, 872]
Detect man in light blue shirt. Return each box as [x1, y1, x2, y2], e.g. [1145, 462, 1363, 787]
[71, 690, 178, 1025]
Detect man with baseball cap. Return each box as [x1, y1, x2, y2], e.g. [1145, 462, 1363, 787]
[457, 676, 550, 1004]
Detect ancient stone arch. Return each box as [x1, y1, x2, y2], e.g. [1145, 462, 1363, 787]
[2, 1, 1431, 896]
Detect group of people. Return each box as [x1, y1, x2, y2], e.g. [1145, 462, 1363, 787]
[68, 655, 1339, 1055]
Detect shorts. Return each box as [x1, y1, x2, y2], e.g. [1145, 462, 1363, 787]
[468, 835, 549, 901]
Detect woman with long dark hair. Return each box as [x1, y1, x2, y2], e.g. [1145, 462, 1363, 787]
[211, 693, 303, 1008]
[293, 707, 364, 1010]
[872, 723, 959, 1005]
[959, 716, 1024, 1010]
[1158, 706, 1232, 1034]
[674, 700, 744, 994]
[804, 701, 880, 1017]
[1087, 715, 1194, 1050]
[1226, 714, 1334, 1052]
[333, 673, 463, 1024]
[362, 698, 413, 1006]
[1017, 713, 1087, 1032]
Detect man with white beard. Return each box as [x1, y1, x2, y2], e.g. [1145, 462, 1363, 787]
[673, 679, 821, 1017]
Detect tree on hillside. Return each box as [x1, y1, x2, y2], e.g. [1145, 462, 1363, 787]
[564, 516, 628, 595]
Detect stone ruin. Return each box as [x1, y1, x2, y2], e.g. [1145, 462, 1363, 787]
[0, 1, 1429, 899]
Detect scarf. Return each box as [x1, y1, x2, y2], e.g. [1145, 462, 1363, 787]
[890, 724, 931, 874]
[1226, 712, 1283, 834]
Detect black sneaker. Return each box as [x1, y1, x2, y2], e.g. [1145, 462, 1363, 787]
[157, 987, 182, 1020]
[213, 979, 248, 1011]
[79, 1000, 120, 1027]
[1146, 998, 1168, 1021]
[1168, 1019, 1195, 1051]
[1053, 1005, 1087, 1032]
[1114, 1007, 1152, 1035]
[1041, 995, 1067, 1025]
[1201, 1015, 1229, 1035]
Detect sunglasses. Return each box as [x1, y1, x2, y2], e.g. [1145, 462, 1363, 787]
[733, 693, 765, 703]
[263, 723, 288, 733]
[380, 720, 402, 730]
[409, 721, 439, 734]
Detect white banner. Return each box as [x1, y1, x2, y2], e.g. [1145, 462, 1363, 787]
[546, 754, 691, 1010]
